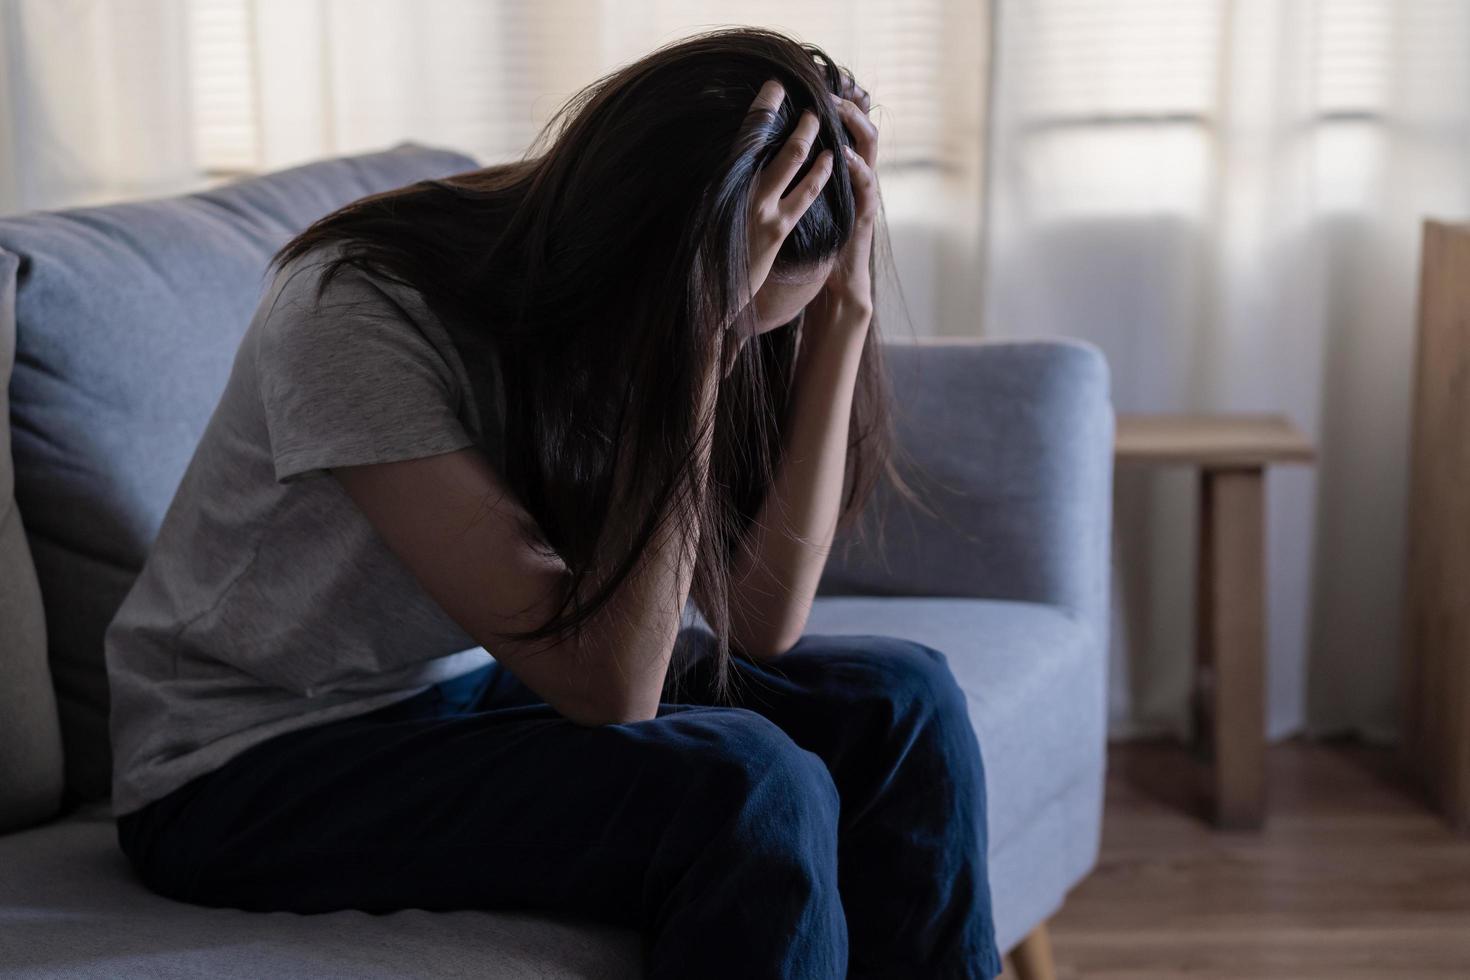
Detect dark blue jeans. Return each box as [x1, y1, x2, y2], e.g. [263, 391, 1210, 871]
[116, 628, 1002, 979]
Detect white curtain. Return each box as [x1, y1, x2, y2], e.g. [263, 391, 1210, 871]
[0, 0, 987, 342]
[0, 0, 201, 213]
[984, 0, 1470, 742]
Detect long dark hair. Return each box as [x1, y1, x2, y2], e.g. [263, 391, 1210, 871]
[268, 26, 920, 704]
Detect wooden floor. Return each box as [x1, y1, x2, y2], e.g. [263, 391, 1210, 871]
[1038, 740, 1470, 979]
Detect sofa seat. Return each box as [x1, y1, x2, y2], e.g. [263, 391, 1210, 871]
[804, 596, 1106, 949]
[0, 596, 1099, 979]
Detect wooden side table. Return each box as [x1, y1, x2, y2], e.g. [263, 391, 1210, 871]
[1115, 414, 1316, 830]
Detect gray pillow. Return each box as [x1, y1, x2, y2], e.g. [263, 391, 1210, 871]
[0, 142, 481, 803]
[0, 247, 64, 832]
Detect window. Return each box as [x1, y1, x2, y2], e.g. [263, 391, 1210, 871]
[183, 0, 983, 177]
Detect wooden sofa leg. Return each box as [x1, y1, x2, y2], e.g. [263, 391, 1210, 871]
[1006, 921, 1057, 980]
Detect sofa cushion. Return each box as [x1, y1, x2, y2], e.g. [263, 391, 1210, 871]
[0, 595, 1100, 976]
[802, 595, 1106, 856]
[0, 249, 64, 832]
[0, 141, 481, 803]
[0, 802, 641, 980]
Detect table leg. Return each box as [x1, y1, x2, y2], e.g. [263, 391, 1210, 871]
[1200, 466, 1267, 829]
[1192, 469, 1217, 759]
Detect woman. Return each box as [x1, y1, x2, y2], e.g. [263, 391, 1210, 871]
[106, 26, 1002, 980]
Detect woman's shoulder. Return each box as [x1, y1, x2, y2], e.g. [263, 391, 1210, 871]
[268, 240, 386, 311]
[253, 237, 506, 465]
[257, 241, 452, 358]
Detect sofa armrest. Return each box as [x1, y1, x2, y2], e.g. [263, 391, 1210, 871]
[817, 337, 1115, 635]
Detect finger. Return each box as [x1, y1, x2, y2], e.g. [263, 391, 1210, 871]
[837, 72, 871, 114]
[745, 78, 786, 124]
[842, 144, 879, 226]
[831, 96, 878, 170]
[777, 148, 834, 226]
[738, 79, 786, 153]
[755, 108, 821, 204]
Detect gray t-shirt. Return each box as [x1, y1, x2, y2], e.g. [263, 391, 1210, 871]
[104, 242, 506, 818]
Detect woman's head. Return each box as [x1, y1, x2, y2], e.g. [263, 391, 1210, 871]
[269, 27, 912, 703]
[469, 28, 861, 346]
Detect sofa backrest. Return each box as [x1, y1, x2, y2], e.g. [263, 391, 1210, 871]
[816, 338, 1114, 636]
[0, 142, 480, 819]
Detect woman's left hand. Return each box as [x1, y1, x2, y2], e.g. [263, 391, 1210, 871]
[807, 81, 879, 339]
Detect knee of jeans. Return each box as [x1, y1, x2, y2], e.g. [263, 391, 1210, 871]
[674, 707, 840, 825]
[846, 636, 971, 724]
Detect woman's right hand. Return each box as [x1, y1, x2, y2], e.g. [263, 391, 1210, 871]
[739, 78, 835, 319]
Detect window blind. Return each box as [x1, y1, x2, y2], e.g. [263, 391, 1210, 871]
[183, 0, 980, 174]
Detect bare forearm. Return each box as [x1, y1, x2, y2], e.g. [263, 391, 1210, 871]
[568, 358, 718, 721]
[728, 321, 868, 659]
[727, 81, 883, 660]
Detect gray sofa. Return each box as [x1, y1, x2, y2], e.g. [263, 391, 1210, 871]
[0, 142, 1114, 978]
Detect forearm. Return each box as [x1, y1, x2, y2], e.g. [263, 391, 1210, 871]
[567, 356, 719, 722]
[725, 81, 882, 660]
[728, 319, 868, 659]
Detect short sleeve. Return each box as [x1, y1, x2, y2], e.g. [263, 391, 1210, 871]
[254, 251, 477, 484]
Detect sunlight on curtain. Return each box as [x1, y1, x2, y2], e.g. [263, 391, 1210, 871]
[185, 0, 977, 175]
[0, 1, 985, 332]
[984, 0, 1470, 742]
[181, 0, 988, 337]
[0, 0, 200, 214]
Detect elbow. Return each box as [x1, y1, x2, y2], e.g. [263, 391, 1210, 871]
[740, 638, 797, 663]
[491, 630, 665, 726]
[735, 620, 807, 663]
[554, 689, 661, 727]
[732, 597, 813, 663]
[565, 705, 659, 727]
